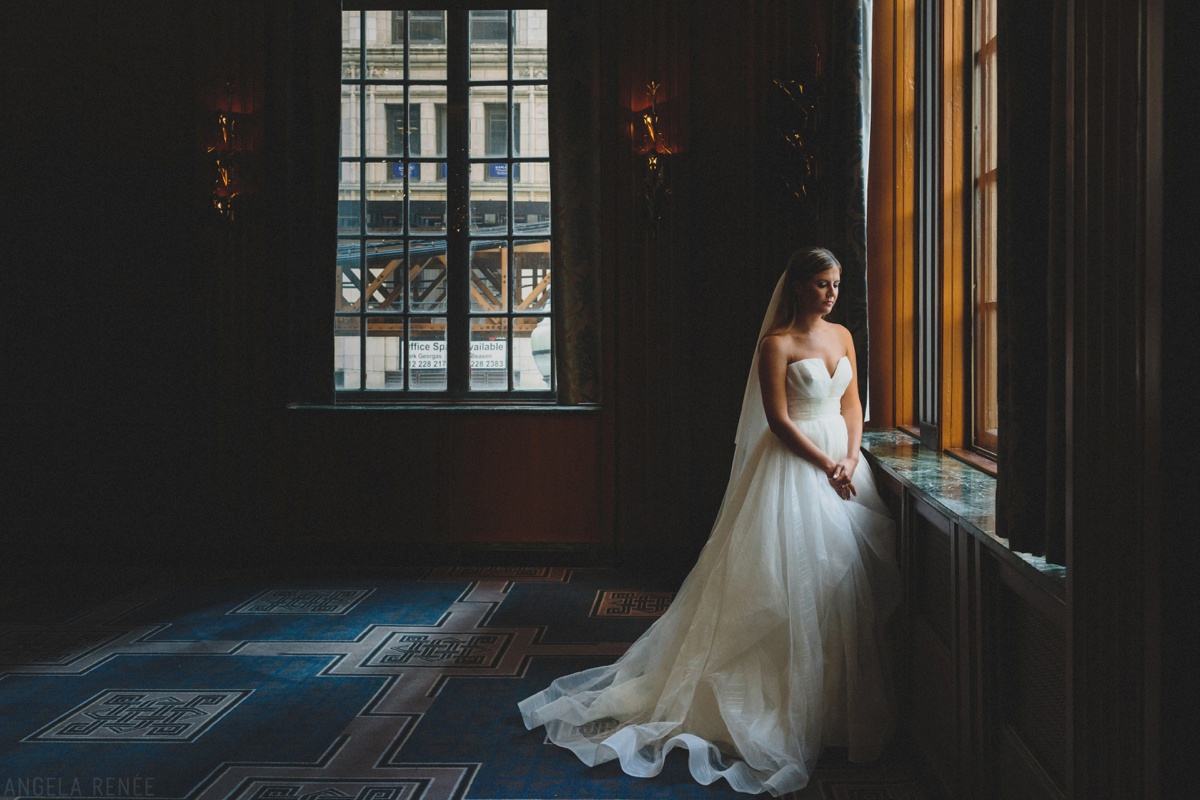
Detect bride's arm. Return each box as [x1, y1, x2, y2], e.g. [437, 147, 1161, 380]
[758, 335, 839, 473]
[830, 327, 862, 495]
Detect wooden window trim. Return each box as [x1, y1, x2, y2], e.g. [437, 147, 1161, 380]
[862, 0, 991, 469]
[934, 0, 972, 453]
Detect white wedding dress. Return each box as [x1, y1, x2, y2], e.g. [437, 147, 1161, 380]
[519, 284, 900, 796]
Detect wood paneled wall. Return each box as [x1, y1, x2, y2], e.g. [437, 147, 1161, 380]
[867, 0, 1197, 796]
[875, 464, 1068, 800]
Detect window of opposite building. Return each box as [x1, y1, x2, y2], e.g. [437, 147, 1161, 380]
[337, 9, 552, 398]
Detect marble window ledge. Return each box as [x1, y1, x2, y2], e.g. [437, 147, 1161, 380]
[861, 428, 1067, 589]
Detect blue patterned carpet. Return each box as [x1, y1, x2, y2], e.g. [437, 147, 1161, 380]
[0, 566, 937, 800]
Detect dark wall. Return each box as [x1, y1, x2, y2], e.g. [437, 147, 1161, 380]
[2, 0, 855, 577]
[1156, 0, 1200, 793]
[3, 2, 212, 575]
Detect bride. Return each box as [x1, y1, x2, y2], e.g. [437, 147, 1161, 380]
[519, 247, 900, 795]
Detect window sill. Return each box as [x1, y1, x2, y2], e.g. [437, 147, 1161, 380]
[288, 401, 601, 415]
[945, 446, 998, 477]
[861, 428, 1065, 594]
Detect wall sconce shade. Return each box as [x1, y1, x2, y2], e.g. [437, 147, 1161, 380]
[206, 80, 250, 222]
[637, 81, 672, 229]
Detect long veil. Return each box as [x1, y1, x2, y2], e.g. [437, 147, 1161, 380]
[728, 271, 788, 486]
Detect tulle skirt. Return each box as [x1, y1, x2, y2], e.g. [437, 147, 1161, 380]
[518, 413, 900, 795]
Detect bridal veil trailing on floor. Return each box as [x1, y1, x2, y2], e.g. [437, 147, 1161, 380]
[518, 274, 900, 796]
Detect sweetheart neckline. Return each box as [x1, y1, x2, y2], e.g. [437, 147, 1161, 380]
[788, 355, 850, 380]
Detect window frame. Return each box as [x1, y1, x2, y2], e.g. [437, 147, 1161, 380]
[907, 0, 988, 468]
[970, 0, 999, 456]
[336, 8, 553, 401]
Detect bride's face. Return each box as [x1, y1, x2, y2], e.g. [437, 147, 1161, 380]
[795, 266, 841, 316]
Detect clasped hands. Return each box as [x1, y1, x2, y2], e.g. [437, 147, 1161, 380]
[825, 456, 859, 500]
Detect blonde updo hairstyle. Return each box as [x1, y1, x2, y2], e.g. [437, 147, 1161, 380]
[768, 246, 842, 334]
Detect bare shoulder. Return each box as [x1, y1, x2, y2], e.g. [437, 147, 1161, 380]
[827, 322, 856, 353]
[758, 332, 790, 359]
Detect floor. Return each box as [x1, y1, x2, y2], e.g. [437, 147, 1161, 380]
[0, 565, 939, 800]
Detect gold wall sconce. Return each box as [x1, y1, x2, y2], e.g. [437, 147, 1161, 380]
[637, 81, 673, 228]
[771, 48, 825, 222]
[206, 80, 250, 222]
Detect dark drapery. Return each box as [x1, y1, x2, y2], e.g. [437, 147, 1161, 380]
[995, 0, 1066, 564]
[823, 0, 873, 410]
[758, 0, 872, 409]
[548, 2, 603, 405]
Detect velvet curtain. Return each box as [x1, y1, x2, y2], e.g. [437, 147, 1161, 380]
[826, 0, 874, 410]
[548, 2, 603, 405]
[995, 0, 1066, 564]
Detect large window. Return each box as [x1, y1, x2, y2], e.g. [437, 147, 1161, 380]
[905, 0, 996, 468]
[337, 9, 551, 397]
[972, 0, 998, 453]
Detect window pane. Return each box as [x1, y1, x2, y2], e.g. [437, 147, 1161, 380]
[334, 316, 362, 390]
[409, 12, 447, 80]
[433, 102, 448, 157]
[470, 11, 508, 81]
[409, 87, 446, 156]
[984, 180, 998, 301]
[513, 10, 548, 79]
[366, 184, 405, 235]
[514, 239, 551, 310]
[409, 316, 447, 391]
[470, 162, 509, 233]
[470, 241, 508, 312]
[384, 105, 404, 157]
[342, 12, 360, 79]
[365, 240, 406, 311]
[382, 103, 421, 158]
[411, 166, 446, 232]
[516, 161, 550, 233]
[337, 182, 360, 236]
[336, 242, 362, 311]
[409, 10, 444, 44]
[365, 317, 404, 390]
[365, 10, 404, 79]
[364, 88, 399, 157]
[470, 91, 508, 157]
[409, 241, 448, 313]
[514, 315, 551, 391]
[973, 0, 999, 451]
[986, 55, 997, 171]
[340, 88, 360, 158]
[976, 299, 998, 448]
[513, 85, 548, 157]
[470, 317, 508, 390]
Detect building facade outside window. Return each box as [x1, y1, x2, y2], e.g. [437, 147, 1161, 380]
[337, 9, 551, 397]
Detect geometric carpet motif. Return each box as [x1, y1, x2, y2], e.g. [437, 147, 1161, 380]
[364, 632, 510, 669]
[590, 591, 675, 618]
[26, 689, 252, 742]
[230, 589, 373, 615]
[0, 566, 940, 800]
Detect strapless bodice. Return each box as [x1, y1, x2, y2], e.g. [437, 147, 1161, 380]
[786, 356, 851, 420]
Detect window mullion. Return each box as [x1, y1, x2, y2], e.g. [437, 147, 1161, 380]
[445, 9, 470, 396]
[358, 13, 368, 392]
